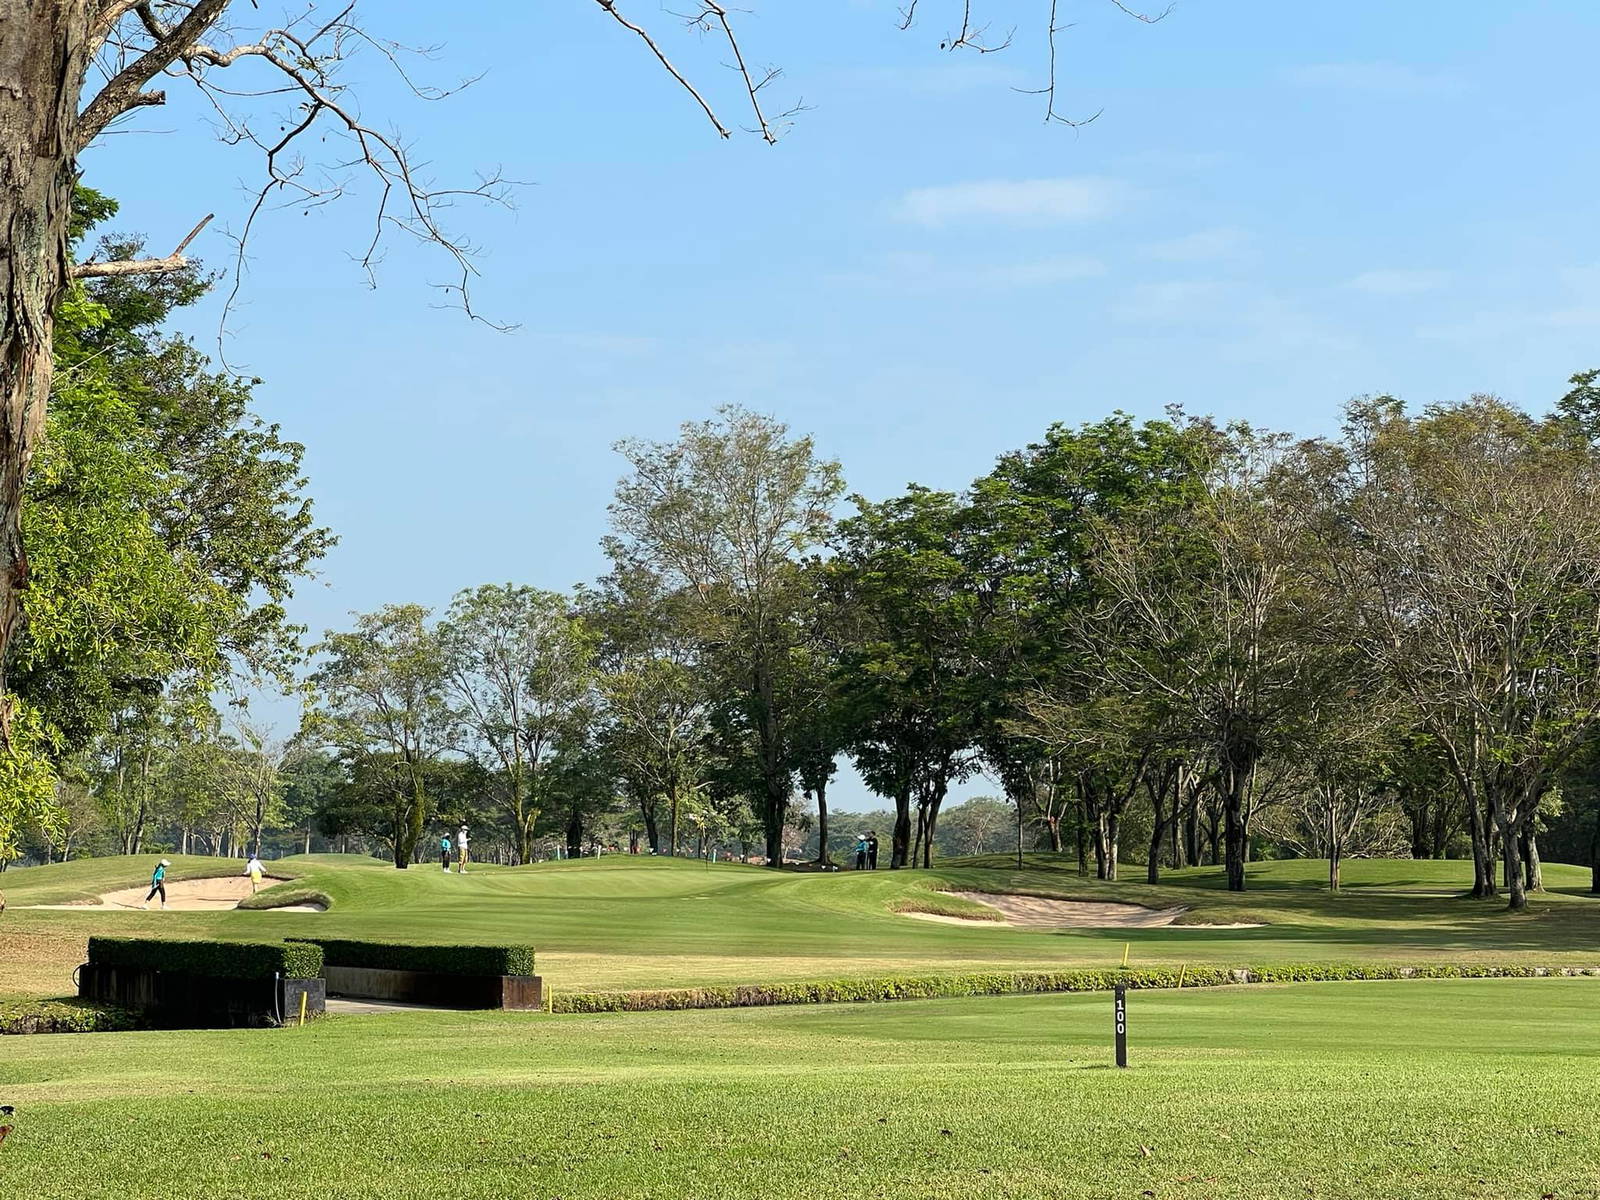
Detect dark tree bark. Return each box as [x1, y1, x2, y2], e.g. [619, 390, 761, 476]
[566, 808, 583, 860]
[0, 2, 96, 697]
[1219, 725, 1258, 892]
[890, 781, 912, 869]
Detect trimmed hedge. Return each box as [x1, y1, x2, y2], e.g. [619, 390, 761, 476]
[0, 999, 139, 1035]
[551, 962, 1600, 1014]
[291, 938, 534, 977]
[86, 937, 324, 980]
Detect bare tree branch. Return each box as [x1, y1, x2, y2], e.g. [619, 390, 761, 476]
[70, 212, 214, 279]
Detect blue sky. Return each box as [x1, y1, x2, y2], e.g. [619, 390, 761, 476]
[87, 1, 1600, 809]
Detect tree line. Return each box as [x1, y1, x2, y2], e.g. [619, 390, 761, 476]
[6, 198, 1600, 909]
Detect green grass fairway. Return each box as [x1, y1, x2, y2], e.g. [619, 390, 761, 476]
[2, 979, 1598, 1199]
[3, 852, 1598, 1000]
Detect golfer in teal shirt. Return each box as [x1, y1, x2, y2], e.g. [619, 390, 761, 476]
[142, 859, 170, 910]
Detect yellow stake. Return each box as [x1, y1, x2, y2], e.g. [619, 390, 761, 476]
[1178, 963, 1188, 990]
[298, 991, 308, 1027]
[1121, 942, 1130, 969]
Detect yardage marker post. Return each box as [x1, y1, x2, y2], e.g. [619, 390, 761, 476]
[1113, 985, 1128, 1068]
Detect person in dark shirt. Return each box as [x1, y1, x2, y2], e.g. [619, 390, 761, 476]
[866, 832, 879, 870]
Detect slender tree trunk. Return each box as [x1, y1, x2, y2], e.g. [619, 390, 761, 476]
[1074, 802, 1088, 876]
[1588, 811, 1600, 894]
[1521, 829, 1542, 892]
[1015, 794, 1025, 870]
[921, 778, 948, 869]
[753, 661, 787, 869]
[1466, 789, 1495, 898]
[1103, 811, 1119, 882]
[811, 780, 833, 865]
[668, 784, 680, 857]
[1502, 814, 1528, 912]
[1043, 816, 1062, 853]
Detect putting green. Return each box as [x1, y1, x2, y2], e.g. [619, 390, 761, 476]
[1, 979, 1597, 1199]
[3, 853, 1598, 1000]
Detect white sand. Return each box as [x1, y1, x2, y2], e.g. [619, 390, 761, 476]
[22, 875, 325, 912]
[905, 890, 1261, 929]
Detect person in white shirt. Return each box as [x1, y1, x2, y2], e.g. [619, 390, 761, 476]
[456, 825, 470, 874]
[244, 854, 265, 893]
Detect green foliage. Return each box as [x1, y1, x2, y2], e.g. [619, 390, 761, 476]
[306, 605, 450, 867]
[292, 938, 534, 977]
[86, 936, 324, 980]
[0, 701, 65, 861]
[0, 998, 138, 1035]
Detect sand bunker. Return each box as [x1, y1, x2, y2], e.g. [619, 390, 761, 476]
[905, 891, 1260, 929]
[23, 875, 326, 913]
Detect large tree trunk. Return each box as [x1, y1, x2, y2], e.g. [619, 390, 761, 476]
[890, 783, 912, 869]
[566, 808, 583, 860]
[640, 796, 660, 853]
[1219, 731, 1257, 893]
[0, 6, 93, 696]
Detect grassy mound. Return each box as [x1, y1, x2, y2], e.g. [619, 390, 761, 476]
[4, 852, 1597, 1002]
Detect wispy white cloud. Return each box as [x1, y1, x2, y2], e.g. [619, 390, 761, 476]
[1416, 264, 1600, 341]
[896, 177, 1126, 227]
[834, 252, 1105, 290]
[1110, 281, 1231, 323]
[1109, 281, 1352, 359]
[1346, 269, 1451, 295]
[1282, 61, 1462, 95]
[1138, 227, 1250, 263]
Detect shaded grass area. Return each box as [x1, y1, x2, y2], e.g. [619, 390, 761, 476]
[3, 853, 1598, 1001]
[1, 979, 1597, 1199]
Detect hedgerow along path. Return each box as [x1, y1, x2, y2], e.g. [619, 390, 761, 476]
[3, 852, 1598, 1001]
[2, 978, 1598, 1200]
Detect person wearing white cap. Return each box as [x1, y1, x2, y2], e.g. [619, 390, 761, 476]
[456, 824, 470, 874]
[244, 853, 265, 893]
[142, 859, 172, 910]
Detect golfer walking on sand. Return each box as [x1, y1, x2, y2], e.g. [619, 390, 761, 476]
[142, 859, 171, 910]
[456, 824, 470, 873]
[244, 853, 265, 894]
